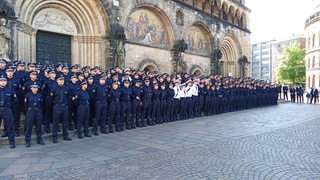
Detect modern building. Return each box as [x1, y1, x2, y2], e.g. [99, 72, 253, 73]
[305, 0, 320, 88]
[0, 0, 251, 76]
[251, 40, 275, 81]
[271, 35, 306, 83]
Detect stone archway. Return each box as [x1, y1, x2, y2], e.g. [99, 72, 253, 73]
[220, 34, 242, 77]
[189, 64, 204, 76]
[14, 0, 110, 68]
[138, 59, 160, 73]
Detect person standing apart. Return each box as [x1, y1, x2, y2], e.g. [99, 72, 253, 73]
[24, 84, 45, 147]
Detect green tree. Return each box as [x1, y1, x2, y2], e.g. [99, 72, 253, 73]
[278, 43, 306, 84]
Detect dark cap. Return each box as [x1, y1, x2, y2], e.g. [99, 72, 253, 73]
[29, 70, 38, 75]
[57, 75, 64, 80]
[0, 75, 6, 81]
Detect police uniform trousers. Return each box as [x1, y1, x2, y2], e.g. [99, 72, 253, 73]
[69, 99, 78, 129]
[52, 104, 69, 139]
[0, 107, 15, 144]
[132, 99, 141, 127]
[141, 99, 151, 126]
[198, 95, 205, 116]
[186, 97, 193, 118]
[109, 101, 121, 131]
[160, 99, 167, 123]
[25, 108, 43, 143]
[93, 100, 107, 133]
[77, 104, 90, 136]
[12, 99, 20, 135]
[192, 95, 199, 117]
[173, 98, 180, 120]
[179, 97, 187, 119]
[151, 99, 160, 124]
[44, 96, 53, 132]
[204, 96, 211, 116]
[120, 101, 132, 129]
[166, 98, 174, 121]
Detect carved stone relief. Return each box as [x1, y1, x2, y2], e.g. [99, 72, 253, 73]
[32, 8, 77, 35]
[0, 26, 10, 59]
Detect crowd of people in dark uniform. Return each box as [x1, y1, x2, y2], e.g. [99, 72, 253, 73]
[0, 58, 279, 149]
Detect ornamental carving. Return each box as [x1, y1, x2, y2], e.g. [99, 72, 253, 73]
[0, 26, 10, 59]
[32, 8, 77, 35]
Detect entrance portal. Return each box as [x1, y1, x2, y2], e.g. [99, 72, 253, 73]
[36, 31, 71, 65]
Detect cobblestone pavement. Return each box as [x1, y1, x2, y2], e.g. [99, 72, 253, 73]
[0, 102, 320, 180]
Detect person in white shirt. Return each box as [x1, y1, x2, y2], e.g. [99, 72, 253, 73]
[185, 80, 193, 118]
[191, 80, 199, 117]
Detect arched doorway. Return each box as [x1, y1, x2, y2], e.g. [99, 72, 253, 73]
[194, 70, 202, 76]
[144, 65, 157, 72]
[220, 35, 242, 77]
[16, 0, 110, 68]
[138, 59, 160, 73]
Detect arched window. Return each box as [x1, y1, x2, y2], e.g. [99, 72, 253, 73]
[312, 34, 316, 47]
[313, 56, 316, 67]
[308, 58, 310, 68]
[308, 37, 311, 49]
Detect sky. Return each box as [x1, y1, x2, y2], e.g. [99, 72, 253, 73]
[246, 0, 314, 44]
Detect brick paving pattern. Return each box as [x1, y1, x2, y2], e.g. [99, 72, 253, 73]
[0, 102, 320, 179]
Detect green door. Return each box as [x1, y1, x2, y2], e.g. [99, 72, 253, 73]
[36, 31, 71, 66]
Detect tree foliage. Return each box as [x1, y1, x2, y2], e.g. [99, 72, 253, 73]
[278, 43, 306, 84]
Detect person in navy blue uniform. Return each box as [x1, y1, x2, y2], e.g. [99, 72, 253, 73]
[93, 76, 108, 135]
[198, 82, 205, 116]
[5, 66, 21, 137]
[86, 75, 96, 126]
[0, 75, 16, 148]
[120, 80, 133, 129]
[151, 83, 160, 125]
[43, 70, 57, 133]
[166, 83, 174, 122]
[50, 75, 72, 143]
[141, 78, 152, 126]
[24, 84, 45, 147]
[282, 84, 288, 101]
[76, 81, 91, 139]
[68, 74, 79, 130]
[159, 83, 167, 123]
[131, 80, 142, 128]
[290, 86, 296, 103]
[109, 81, 122, 132]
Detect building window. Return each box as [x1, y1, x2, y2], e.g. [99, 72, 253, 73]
[308, 37, 311, 49]
[312, 34, 316, 47]
[313, 56, 316, 67]
[308, 58, 310, 68]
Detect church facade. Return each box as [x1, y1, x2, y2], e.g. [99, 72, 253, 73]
[1, 0, 251, 76]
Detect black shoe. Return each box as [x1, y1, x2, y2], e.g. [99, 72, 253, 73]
[109, 129, 114, 133]
[37, 140, 45, 145]
[84, 134, 92, 137]
[1, 132, 7, 138]
[94, 132, 99, 136]
[63, 136, 72, 141]
[10, 142, 15, 149]
[53, 138, 58, 144]
[25, 142, 31, 148]
[78, 135, 83, 139]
